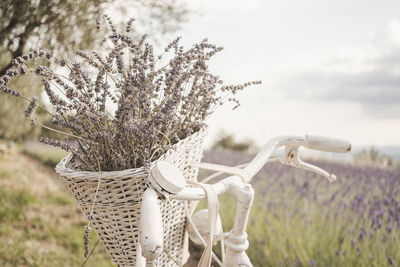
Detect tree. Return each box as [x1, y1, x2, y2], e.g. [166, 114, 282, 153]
[0, 0, 189, 74]
[0, 0, 189, 140]
[0, 74, 43, 141]
[354, 147, 396, 168]
[212, 132, 255, 152]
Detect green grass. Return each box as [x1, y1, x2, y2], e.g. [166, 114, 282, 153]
[22, 142, 67, 167]
[0, 152, 114, 266]
[0, 188, 36, 223]
[194, 160, 400, 267]
[213, 187, 398, 267]
[0, 169, 12, 179]
[2, 146, 398, 266]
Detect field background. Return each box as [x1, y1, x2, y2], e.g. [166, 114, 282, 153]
[0, 143, 399, 267]
[1, 1, 400, 266]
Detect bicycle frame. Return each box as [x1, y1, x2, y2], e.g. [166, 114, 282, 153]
[138, 135, 351, 267]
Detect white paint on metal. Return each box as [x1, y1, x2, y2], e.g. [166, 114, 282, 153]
[150, 161, 187, 194]
[137, 134, 351, 265]
[139, 188, 163, 260]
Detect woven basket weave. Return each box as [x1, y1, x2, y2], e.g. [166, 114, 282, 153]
[55, 128, 206, 266]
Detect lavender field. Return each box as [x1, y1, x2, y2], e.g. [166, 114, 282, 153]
[202, 150, 400, 267]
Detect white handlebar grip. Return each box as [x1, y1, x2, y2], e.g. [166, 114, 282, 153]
[140, 187, 163, 260]
[305, 135, 351, 153]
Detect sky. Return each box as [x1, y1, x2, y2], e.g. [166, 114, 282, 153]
[162, 0, 400, 149]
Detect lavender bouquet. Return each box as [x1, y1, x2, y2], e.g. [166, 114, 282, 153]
[0, 16, 260, 172]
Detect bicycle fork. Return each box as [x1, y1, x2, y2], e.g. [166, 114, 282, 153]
[224, 182, 254, 267]
[138, 180, 255, 267]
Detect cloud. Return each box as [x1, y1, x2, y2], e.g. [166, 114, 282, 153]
[387, 20, 400, 45]
[281, 21, 400, 118]
[190, 0, 264, 12]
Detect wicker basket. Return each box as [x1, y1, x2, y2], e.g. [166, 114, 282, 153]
[55, 128, 206, 266]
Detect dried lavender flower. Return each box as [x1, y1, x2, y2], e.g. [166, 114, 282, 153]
[46, 50, 54, 59]
[126, 18, 135, 33]
[0, 84, 21, 97]
[0, 15, 261, 172]
[19, 65, 27, 75]
[83, 226, 91, 258]
[40, 137, 72, 151]
[24, 97, 38, 118]
[59, 58, 67, 67]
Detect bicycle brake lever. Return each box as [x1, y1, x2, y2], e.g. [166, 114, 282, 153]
[284, 146, 337, 183]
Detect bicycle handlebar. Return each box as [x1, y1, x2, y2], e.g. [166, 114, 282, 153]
[158, 134, 351, 266]
[171, 134, 351, 200]
[304, 135, 351, 153]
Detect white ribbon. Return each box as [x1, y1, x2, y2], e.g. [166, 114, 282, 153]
[188, 181, 219, 267]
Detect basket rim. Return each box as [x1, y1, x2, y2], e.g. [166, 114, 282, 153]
[55, 126, 207, 179]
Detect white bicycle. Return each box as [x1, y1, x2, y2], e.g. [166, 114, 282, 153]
[137, 135, 351, 267]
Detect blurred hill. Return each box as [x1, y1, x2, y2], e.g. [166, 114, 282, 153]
[379, 146, 400, 161]
[0, 151, 114, 266]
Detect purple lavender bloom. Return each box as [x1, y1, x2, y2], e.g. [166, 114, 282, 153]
[351, 238, 357, 248]
[358, 228, 367, 241]
[388, 256, 396, 266]
[335, 248, 340, 257]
